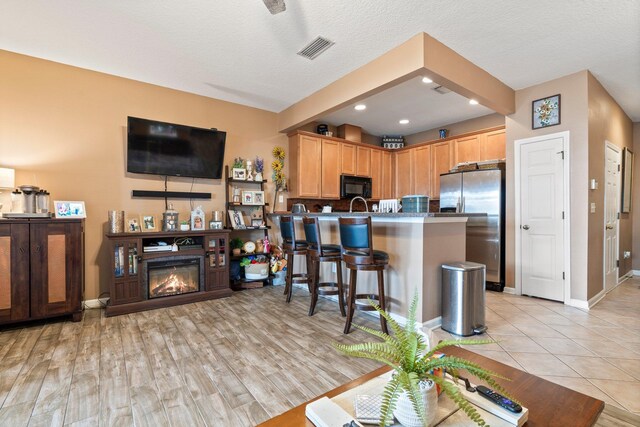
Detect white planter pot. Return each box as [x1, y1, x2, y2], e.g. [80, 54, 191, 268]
[393, 380, 438, 427]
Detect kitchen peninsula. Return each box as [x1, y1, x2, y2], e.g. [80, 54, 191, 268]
[268, 212, 468, 327]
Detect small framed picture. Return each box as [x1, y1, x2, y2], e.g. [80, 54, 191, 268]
[209, 221, 223, 229]
[140, 214, 157, 232]
[191, 213, 205, 231]
[532, 94, 561, 129]
[54, 201, 86, 218]
[232, 168, 246, 180]
[253, 191, 265, 206]
[228, 210, 246, 229]
[251, 218, 265, 228]
[242, 190, 254, 205]
[127, 217, 141, 232]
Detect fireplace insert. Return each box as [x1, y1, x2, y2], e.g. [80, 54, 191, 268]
[145, 256, 204, 299]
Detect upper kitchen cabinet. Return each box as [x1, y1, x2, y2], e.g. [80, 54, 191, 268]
[454, 135, 480, 164]
[479, 129, 506, 161]
[395, 149, 413, 196]
[289, 133, 322, 198]
[340, 143, 356, 175]
[321, 139, 341, 198]
[412, 145, 431, 196]
[356, 146, 371, 177]
[431, 140, 454, 199]
[370, 148, 383, 199]
[382, 151, 394, 199]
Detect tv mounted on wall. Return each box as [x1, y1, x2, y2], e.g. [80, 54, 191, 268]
[127, 117, 226, 179]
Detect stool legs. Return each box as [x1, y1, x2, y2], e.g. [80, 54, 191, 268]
[285, 252, 295, 303]
[336, 261, 346, 317]
[308, 257, 319, 316]
[344, 269, 358, 334]
[309, 258, 347, 317]
[377, 270, 388, 334]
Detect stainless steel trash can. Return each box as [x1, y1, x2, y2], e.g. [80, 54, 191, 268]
[441, 262, 487, 336]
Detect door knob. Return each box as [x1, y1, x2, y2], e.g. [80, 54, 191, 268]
[606, 224, 614, 230]
[522, 225, 530, 230]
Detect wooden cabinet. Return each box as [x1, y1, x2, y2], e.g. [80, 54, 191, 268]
[382, 151, 394, 199]
[480, 129, 506, 161]
[412, 145, 432, 196]
[290, 134, 322, 198]
[370, 149, 383, 199]
[395, 150, 414, 196]
[105, 229, 231, 316]
[356, 146, 371, 177]
[0, 219, 84, 325]
[341, 143, 357, 175]
[454, 135, 481, 165]
[431, 141, 454, 199]
[321, 139, 341, 198]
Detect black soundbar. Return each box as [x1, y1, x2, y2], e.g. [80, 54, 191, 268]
[132, 190, 211, 199]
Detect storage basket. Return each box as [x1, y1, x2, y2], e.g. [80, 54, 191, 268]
[244, 263, 269, 280]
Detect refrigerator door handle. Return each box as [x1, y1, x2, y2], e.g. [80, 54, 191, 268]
[461, 196, 465, 212]
[456, 197, 461, 213]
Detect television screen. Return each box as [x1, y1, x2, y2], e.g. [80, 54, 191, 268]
[127, 117, 226, 179]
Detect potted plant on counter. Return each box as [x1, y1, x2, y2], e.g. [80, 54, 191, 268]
[334, 295, 515, 427]
[230, 238, 244, 256]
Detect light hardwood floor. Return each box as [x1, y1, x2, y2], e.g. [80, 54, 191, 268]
[0, 286, 380, 426]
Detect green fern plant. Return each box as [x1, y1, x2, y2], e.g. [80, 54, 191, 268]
[334, 295, 515, 426]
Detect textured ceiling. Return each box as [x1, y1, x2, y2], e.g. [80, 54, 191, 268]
[1, 0, 639, 124]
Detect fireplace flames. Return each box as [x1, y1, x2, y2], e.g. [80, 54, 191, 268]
[149, 266, 198, 298]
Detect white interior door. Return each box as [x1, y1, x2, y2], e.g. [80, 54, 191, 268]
[604, 142, 621, 291]
[519, 136, 565, 301]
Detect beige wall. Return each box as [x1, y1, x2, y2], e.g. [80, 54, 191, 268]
[505, 70, 633, 302]
[587, 73, 634, 295]
[634, 123, 640, 271]
[0, 50, 287, 300]
[505, 71, 590, 300]
[405, 113, 505, 145]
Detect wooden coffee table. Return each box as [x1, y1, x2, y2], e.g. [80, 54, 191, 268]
[258, 346, 605, 427]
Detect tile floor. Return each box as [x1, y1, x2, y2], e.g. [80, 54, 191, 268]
[432, 276, 640, 415]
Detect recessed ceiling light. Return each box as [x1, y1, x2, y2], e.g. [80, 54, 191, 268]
[354, 104, 367, 111]
[422, 77, 433, 84]
[469, 99, 479, 105]
[399, 119, 410, 124]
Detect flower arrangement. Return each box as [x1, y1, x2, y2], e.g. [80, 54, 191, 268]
[271, 146, 286, 189]
[232, 157, 245, 169]
[254, 157, 264, 173]
[335, 295, 515, 427]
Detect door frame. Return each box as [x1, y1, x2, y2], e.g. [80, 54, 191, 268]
[514, 131, 571, 304]
[603, 140, 621, 293]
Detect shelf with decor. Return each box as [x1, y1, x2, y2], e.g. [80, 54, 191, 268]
[224, 164, 272, 290]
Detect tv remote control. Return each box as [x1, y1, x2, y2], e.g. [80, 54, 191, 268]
[475, 385, 522, 413]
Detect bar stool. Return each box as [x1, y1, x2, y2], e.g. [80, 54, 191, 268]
[302, 216, 346, 317]
[338, 216, 390, 334]
[280, 216, 310, 303]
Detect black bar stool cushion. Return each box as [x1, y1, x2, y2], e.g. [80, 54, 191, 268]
[317, 244, 341, 255]
[343, 249, 389, 262]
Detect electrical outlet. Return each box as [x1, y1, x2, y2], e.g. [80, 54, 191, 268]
[624, 251, 631, 259]
[590, 202, 596, 213]
[278, 195, 284, 203]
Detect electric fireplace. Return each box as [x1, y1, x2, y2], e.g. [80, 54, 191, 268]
[144, 256, 204, 299]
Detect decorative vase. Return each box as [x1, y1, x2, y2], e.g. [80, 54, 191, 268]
[232, 248, 241, 256]
[393, 380, 438, 427]
[246, 161, 254, 181]
[255, 171, 263, 181]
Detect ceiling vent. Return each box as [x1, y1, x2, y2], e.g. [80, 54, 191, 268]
[297, 36, 335, 60]
[432, 85, 451, 95]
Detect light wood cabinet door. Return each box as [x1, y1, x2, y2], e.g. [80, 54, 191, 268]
[395, 150, 413, 197]
[356, 146, 371, 177]
[412, 145, 431, 196]
[454, 135, 480, 165]
[297, 135, 322, 198]
[370, 149, 382, 199]
[431, 141, 454, 199]
[480, 129, 506, 161]
[341, 143, 356, 175]
[321, 139, 341, 198]
[382, 151, 394, 199]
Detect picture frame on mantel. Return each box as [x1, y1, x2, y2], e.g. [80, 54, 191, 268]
[532, 94, 561, 129]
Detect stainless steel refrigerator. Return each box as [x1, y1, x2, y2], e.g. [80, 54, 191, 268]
[440, 166, 505, 291]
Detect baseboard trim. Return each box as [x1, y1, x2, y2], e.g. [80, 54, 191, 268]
[502, 287, 516, 295]
[633, 270, 640, 277]
[421, 316, 442, 330]
[567, 298, 589, 310]
[84, 298, 109, 309]
[588, 289, 607, 308]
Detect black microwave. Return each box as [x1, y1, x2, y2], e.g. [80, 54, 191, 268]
[340, 175, 372, 199]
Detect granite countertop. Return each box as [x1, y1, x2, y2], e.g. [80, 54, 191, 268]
[267, 212, 487, 218]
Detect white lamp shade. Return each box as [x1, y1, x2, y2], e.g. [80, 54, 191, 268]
[0, 168, 15, 189]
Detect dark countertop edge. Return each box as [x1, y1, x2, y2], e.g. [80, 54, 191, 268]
[267, 212, 487, 218]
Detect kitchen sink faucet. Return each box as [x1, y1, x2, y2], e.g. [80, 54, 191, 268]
[349, 196, 369, 213]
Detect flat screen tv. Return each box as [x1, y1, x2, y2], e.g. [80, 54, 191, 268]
[127, 116, 226, 179]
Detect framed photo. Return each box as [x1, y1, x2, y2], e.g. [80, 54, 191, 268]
[241, 190, 255, 205]
[532, 94, 560, 129]
[228, 210, 246, 229]
[191, 213, 205, 231]
[127, 217, 141, 232]
[54, 201, 86, 218]
[232, 168, 246, 180]
[251, 218, 265, 228]
[253, 190, 265, 206]
[140, 214, 157, 231]
[209, 221, 223, 229]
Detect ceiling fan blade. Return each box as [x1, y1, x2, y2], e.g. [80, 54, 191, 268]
[262, 0, 286, 14]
